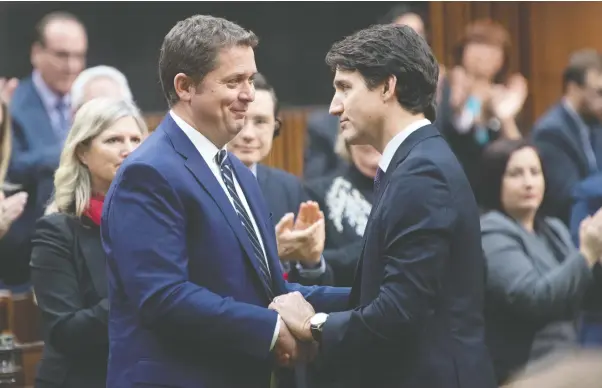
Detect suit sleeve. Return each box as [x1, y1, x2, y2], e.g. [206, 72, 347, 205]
[103, 163, 278, 360]
[30, 216, 108, 357]
[482, 229, 592, 322]
[319, 161, 456, 365]
[7, 119, 59, 186]
[533, 128, 582, 223]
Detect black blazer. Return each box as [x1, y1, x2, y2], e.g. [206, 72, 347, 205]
[532, 102, 602, 224]
[256, 164, 334, 286]
[318, 125, 496, 388]
[30, 213, 108, 388]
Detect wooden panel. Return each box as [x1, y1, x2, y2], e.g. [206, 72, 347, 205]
[262, 108, 309, 177]
[528, 2, 602, 120]
[17, 341, 43, 388]
[143, 108, 309, 177]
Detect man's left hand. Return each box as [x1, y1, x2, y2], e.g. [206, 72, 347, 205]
[269, 292, 315, 342]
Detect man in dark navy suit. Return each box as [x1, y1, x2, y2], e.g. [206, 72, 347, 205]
[0, 12, 87, 288]
[101, 15, 349, 388]
[532, 49, 602, 225]
[271, 24, 496, 388]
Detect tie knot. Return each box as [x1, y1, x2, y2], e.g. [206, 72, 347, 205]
[215, 149, 227, 166]
[55, 99, 67, 111]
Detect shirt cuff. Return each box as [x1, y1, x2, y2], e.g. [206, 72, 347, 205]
[270, 315, 281, 351]
[295, 255, 326, 279]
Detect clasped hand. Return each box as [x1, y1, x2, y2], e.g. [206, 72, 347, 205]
[270, 291, 317, 368]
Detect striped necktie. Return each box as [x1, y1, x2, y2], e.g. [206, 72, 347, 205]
[215, 150, 273, 298]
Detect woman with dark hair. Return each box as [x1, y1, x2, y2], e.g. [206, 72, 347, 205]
[437, 20, 528, 201]
[479, 138, 602, 385]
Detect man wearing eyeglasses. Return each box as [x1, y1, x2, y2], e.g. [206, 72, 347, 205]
[0, 12, 87, 289]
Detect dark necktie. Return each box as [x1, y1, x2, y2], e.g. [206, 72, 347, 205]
[374, 167, 385, 193]
[215, 150, 273, 298]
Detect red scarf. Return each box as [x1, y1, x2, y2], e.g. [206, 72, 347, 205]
[83, 194, 105, 226]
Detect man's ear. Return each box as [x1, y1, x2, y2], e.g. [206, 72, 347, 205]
[174, 73, 197, 102]
[382, 75, 397, 102]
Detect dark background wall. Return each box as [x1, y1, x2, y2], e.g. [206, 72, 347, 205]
[0, 2, 427, 112]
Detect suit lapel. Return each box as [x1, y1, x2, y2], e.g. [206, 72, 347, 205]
[75, 217, 107, 297]
[162, 116, 273, 299]
[13, 79, 60, 146]
[559, 105, 593, 172]
[350, 124, 442, 302]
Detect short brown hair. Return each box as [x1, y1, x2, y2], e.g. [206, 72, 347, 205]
[454, 19, 511, 83]
[158, 15, 258, 107]
[562, 49, 602, 90]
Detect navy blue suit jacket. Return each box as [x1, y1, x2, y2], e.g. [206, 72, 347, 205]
[318, 125, 495, 388]
[532, 102, 602, 224]
[101, 114, 350, 388]
[0, 76, 61, 285]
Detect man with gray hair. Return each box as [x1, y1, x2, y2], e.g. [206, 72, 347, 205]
[70, 65, 134, 113]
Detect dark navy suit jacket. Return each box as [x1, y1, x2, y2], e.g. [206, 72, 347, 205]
[0, 76, 61, 285]
[318, 125, 496, 388]
[532, 102, 602, 224]
[101, 114, 350, 388]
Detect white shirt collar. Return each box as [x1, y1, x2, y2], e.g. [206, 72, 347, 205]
[169, 110, 226, 165]
[379, 119, 431, 172]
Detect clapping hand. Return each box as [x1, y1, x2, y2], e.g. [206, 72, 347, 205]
[0, 77, 19, 124]
[275, 201, 325, 265]
[579, 207, 602, 266]
[0, 191, 28, 239]
[488, 73, 528, 122]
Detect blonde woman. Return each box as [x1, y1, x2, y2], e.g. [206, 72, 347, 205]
[30, 98, 147, 388]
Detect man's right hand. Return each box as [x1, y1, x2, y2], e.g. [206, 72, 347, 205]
[274, 317, 298, 368]
[273, 316, 318, 368]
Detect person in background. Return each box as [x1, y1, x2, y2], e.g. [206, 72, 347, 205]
[305, 135, 380, 286]
[227, 72, 334, 388]
[569, 172, 602, 348]
[0, 78, 27, 243]
[478, 139, 602, 385]
[379, 3, 426, 40]
[532, 49, 602, 225]
[227, 73, 334, 288]
[437, 19, 527, 202]
[1, 11, 87, 288]
[31, 98, 147, 388]
[70, 65, 134, 114]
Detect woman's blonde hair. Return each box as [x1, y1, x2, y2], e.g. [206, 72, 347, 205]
[49, 98, 148, 217]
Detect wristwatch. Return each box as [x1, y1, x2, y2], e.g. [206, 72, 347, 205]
[309, 313, 329, 342]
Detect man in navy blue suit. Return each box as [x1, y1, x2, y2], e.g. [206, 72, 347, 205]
[271, 24, 496, 388]
[101, 15, 349, 388]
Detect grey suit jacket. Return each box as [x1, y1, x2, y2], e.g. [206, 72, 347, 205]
[481, 211, 593, 384]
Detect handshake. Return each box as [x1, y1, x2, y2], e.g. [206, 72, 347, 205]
[270, 291, 319, 368]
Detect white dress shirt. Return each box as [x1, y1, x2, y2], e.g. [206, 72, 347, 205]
[379, 119, 431, 173]
[170, 111, 280, 349]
